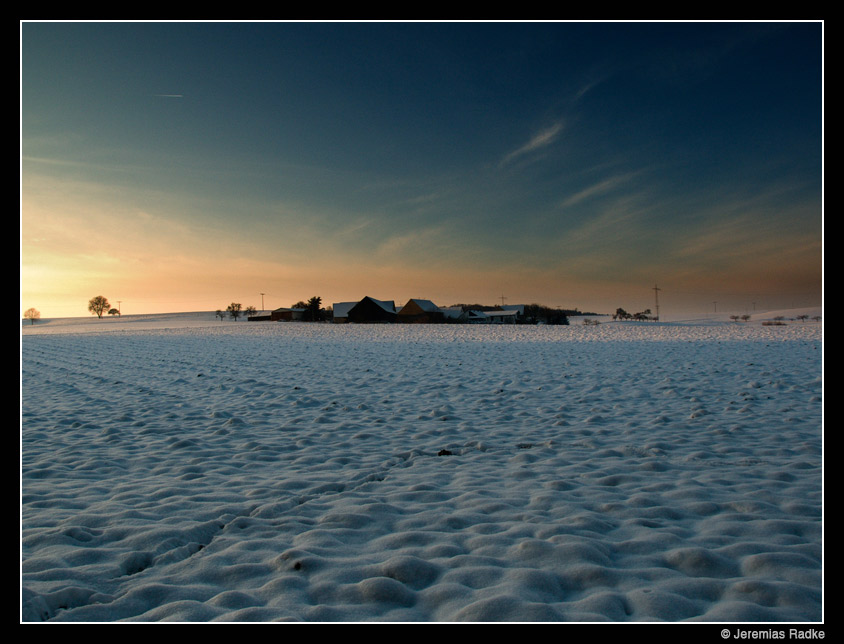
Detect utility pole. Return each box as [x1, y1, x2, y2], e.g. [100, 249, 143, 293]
[499, 294, 507, 308]
[117, 301, 122, 315]
[260, 293, 265, 313]
[652, 285, 661, 321]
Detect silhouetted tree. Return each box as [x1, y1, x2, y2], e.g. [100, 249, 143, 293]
[227, 302, 243, 320]
[245, 305, 257, 317]
[108, 308, 120, 317]
[306, 296, 322, 321]
[23, 308, 40, 325]
[523, 303, 569, 325]
[88, 295, 110, 319]
[216, 310, 225, 321]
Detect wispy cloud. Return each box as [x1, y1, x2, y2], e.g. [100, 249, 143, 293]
[558, 172, 639, 210]
[572, 70, 613, 102]
[499, 121, 563, 168]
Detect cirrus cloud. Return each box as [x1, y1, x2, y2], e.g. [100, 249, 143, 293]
[499, 121, 564, 169]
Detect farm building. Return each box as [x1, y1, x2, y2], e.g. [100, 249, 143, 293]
[331, 301, 357, 323]
[348, 297, 397, 323]
[397, 299, 444, 323]
[270, 308, 306, 321]
[466, 309, 523, 324]
[466, 310, 490, 324]
[439, 307, 469, 323]
[333, 297, 397, 323]
[484, 309, 521, 324]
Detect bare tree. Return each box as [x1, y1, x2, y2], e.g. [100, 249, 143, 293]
[227, 302, 243, 321]
[23, 308, 40, 325]
[88, 295, 110, 319]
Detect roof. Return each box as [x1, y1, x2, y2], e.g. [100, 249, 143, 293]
[357, 296, 396, 313]
[334, 297, 396, 318]
[439, 307, 466, 319]
[332, 302, 357, 318]
[467, 309, 521, 322]
[405, 299, 440, 312]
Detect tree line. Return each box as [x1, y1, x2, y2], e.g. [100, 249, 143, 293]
[24, 296, 119, 324]
[612, 307, 657, 321]
[217, 296, 327, 321]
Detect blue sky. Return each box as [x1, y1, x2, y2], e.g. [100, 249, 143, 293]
[21, 21, 823, 318]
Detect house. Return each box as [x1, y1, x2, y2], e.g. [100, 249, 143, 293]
[333, 297, 397, 323]
[484, 309, 521, 324]
[332, 302, 356, 322]
[439, 307, 469, 323]
[466, 308, 523, 324]
[332, 301, 358, 323]
[270, 307, 306, 322]
[397, 299, 444, 324]
[466, 310, 490, 324]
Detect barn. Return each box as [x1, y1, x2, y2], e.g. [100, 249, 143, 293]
[345, 296, 397, 323]
[270, 308, 306, 321]
[331, 301, 357, 323]
[397, 299, 444, 324]
[484, 309, 521, 324]
[439, 307, 469, 323]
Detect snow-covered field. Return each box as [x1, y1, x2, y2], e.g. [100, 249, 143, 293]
[21, 311, 823, 622]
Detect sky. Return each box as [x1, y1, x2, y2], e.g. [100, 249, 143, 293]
[21, 21, 823, 319]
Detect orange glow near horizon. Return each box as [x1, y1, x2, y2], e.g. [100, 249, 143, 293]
[22, 174, 822, 320]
